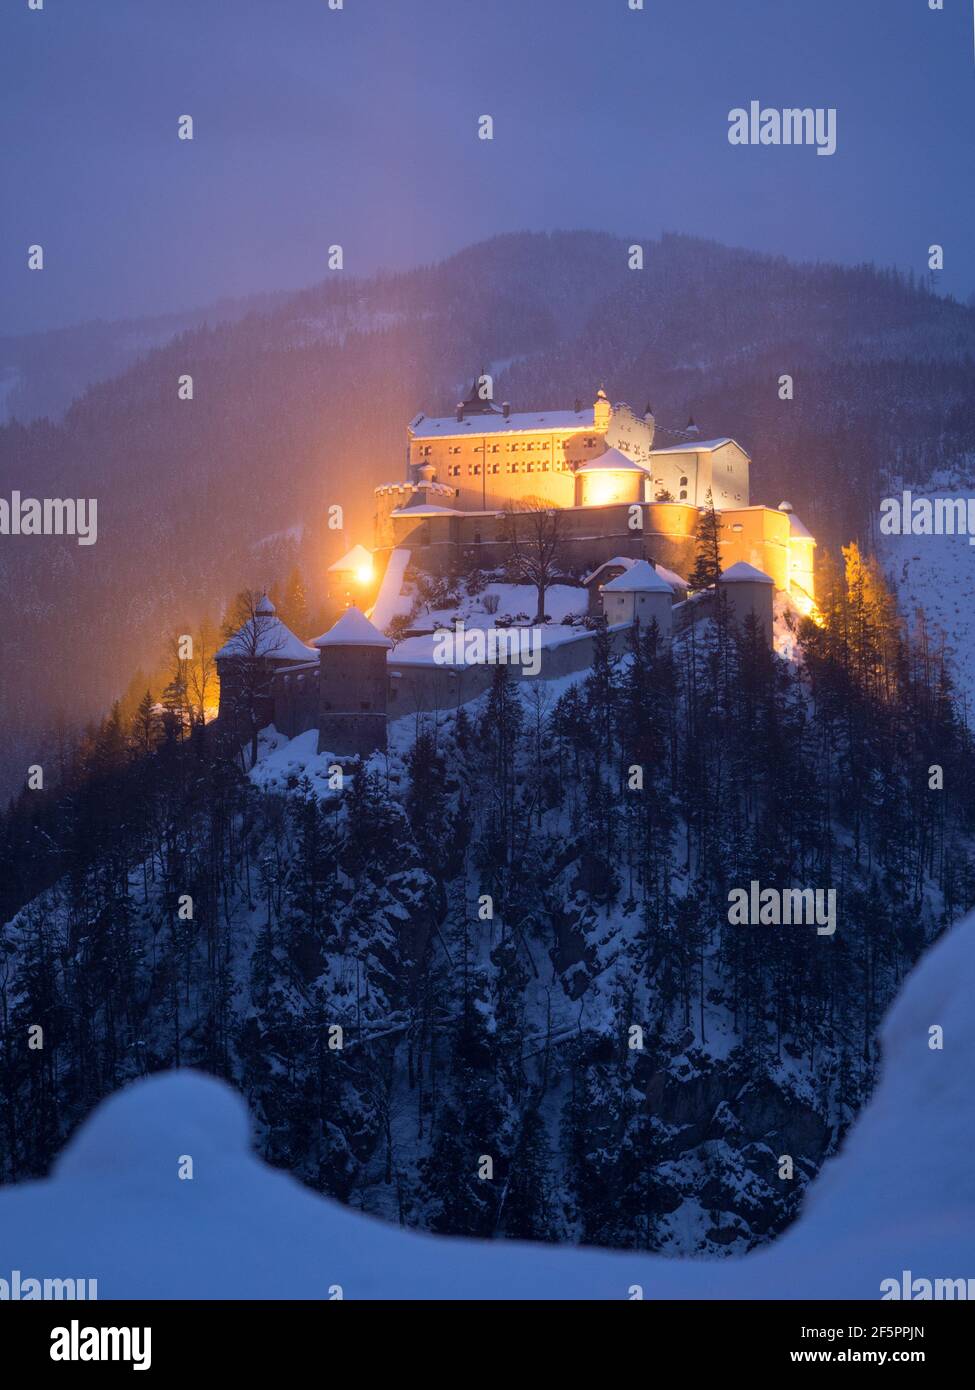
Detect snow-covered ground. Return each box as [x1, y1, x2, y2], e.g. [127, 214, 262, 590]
[880, 468, 975, 715]
[2, 906, 972, 1299]
[423, 582, 589, 630]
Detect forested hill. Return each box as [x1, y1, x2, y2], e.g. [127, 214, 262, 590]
[2, 553, 974, 1254]
[3, 230, 975, 802]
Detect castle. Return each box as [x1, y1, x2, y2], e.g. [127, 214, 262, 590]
[373, 382, 813, 598]
[216, 383, 816, 759]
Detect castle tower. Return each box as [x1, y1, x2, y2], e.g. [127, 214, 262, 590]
[719, 562, 774, 644]
[593, 386, 612, 433]
[313, 606, 393, 757]
[215, 592, 316, 745]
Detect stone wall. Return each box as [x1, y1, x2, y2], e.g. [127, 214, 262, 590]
[269, 661, 320, 739]
[386, 624, 633, 716]
[377, 500, 700, 579]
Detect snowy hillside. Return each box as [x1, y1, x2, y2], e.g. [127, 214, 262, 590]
[3, 545, 973, 1268]
[2, 906, 972, 1299]
[881, 466, 975, 712]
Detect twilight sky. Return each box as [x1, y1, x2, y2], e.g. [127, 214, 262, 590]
[2, 0, 974, 334]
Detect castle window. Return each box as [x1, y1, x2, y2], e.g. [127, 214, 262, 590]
[585, 437, 596, 447]
[471, 463, 481, 475]
[490, 444, 499, 453]
[679, 490, 688, 500]
[679, 476, 688, 486]
[526, 462, 534, 472]
[421, 446, 432, 457]
[473, 530, 482, 544]
[360, 701, 371, 711]
[448, 464, 461, 477]
[526, 442, 534, 451]
[541, 461, 549, 471]
[490, 463, 500, 474]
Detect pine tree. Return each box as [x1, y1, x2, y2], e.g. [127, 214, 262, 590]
[690, 488, 723, 589]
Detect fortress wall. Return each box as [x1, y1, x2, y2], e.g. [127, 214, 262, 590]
[378, 501, 700, 580]
[387, 661, 495, 717]
[269, 663, 320, 740]
[386, 625, 632, 715]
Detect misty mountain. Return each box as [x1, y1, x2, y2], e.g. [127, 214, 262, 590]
[0, 288, 294, 426]
[2, 229, 975, 802]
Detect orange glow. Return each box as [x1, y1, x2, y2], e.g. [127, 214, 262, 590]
[585, 474, 630, 506]
[791, 588, 824, 627]
[356, 563, 374, 585]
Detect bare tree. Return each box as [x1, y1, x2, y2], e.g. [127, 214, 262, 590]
[220, 590, 286, 766]
[500, 500, 566, 623]
[187, 620, 218, 725]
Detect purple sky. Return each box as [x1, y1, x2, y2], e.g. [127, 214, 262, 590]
[3, 0, 974, 332]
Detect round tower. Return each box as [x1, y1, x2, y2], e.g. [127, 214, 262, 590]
[719, 561, 775, 644]
[312, 606, 393, 757]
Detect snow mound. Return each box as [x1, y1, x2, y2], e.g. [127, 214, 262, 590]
[2, 911, 974, 1298]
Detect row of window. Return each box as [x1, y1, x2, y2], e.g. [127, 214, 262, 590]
[421, 437, 599, 458]
[447, 459, 574, 477]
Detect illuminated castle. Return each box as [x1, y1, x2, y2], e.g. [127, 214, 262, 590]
[373, 382, 816, 609]
[215, 381, 818, 760]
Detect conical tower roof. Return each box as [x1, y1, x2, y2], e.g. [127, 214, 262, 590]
[312, 605, 393, 649]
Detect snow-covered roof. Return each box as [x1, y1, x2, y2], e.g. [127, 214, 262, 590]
[582, 556, 635, 585]
[374, 479, 456, 498]
[575, 446, 650, 475]
[390, 504, 464, 517]
[585, 556, 689, 593]
[409, 407, 596, 439]
[654, 563, 690, 592]
[720, 561, 774, 585]
[327, 543, 373, 574]
[216, 613, 316, 663]
[313, 605, 393, 649]
[650, 437, 750, 458]
[602, 559, 674, 594]
[787, 513, 815, 540]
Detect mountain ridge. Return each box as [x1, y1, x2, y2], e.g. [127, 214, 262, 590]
[2, 229, 975, 801]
